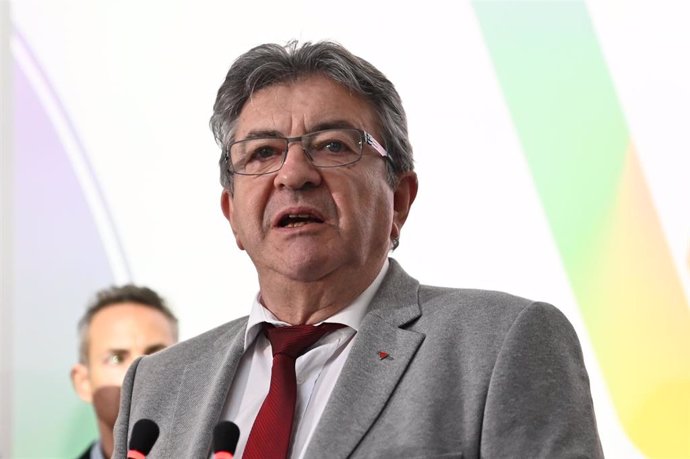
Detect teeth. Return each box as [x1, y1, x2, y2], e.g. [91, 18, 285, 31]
[285, 221, 309, 228]
[280, 213, 322, 227]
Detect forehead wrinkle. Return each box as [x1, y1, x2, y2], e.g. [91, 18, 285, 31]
[238, 76, 379, 140]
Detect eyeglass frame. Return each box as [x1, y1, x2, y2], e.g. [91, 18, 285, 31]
[222, 128, 390, 176]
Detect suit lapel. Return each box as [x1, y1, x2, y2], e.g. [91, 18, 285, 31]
[165, 320, 247, 458]
[305, 260, 424, 459]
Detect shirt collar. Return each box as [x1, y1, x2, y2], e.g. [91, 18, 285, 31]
[90, 441, 106, 459]
[243, 259, 390, 351]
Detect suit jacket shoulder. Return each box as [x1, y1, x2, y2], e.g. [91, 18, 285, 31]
[306, 260, 602, 458]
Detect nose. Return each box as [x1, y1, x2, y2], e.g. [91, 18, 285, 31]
[274, 143, 322, 190]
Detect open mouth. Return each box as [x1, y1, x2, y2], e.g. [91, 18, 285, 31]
[278, 213, 325, 228]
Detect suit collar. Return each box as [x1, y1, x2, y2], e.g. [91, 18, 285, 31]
[365, 258, 421, 327]
[305, 258, 424, 458]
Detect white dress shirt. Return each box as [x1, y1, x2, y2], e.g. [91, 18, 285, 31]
[219, 260, 389, 459]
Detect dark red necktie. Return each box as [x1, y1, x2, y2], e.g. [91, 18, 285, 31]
[243, 323, 344, 459]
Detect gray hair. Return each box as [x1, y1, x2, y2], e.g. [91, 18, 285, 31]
[77, 284, 179, 364]
[210, 40, 414, 190]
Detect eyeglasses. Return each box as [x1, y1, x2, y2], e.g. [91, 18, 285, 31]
[224, 128, 389, 176]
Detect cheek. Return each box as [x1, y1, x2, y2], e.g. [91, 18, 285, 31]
[89, 364, 131, 389]
[335, 177, 394, 235]
[367, 183, 396, 240]
[231, 186, 270, 231]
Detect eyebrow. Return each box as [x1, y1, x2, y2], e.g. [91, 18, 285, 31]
[239, 120, 360, 141]
[144, 344, 168, 355]
[242, 129, 284, 140]
[104, 343, 168, 357]
[309, 120, 359, 132]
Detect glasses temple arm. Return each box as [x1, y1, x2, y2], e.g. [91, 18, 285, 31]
[364, 132, 389, 158]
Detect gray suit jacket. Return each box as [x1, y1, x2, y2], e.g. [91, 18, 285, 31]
[113, 259, 603, 458]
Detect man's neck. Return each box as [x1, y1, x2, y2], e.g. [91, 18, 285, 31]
[96, 420, 114, 458]
[257, 261, 385, 325]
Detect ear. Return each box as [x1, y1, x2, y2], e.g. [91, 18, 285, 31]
[220, 189, 245, 251]
[70, 363, 93, 403]
[391, 171, 418, 241]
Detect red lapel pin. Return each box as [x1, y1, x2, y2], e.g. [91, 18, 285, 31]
[378, 351, 390, 360]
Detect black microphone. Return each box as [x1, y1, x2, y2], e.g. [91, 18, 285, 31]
[127, 419, 160, 459]
[212, 421, 241, 459]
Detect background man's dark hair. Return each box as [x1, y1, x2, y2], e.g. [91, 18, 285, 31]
[77, 284, 179, 364]
[210, 40, 414, 191]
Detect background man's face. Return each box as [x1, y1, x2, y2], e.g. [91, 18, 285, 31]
[71, 302, 176, 428]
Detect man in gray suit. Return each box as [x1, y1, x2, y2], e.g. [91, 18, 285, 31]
[113, 41, 603, 458]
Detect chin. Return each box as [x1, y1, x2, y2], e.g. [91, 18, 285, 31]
[281, 252, 341, 282]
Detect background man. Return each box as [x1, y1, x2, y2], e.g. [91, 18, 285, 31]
[71, 284, 178, 459]
[114, 41, 603, 458]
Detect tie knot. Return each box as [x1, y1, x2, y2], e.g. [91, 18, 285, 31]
[263, 323, 345, 358]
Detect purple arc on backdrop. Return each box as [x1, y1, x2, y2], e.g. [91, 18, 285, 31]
[9, 27, 130, 457]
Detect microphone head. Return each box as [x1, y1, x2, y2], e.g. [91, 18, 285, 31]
[129, 418, 160, 455]
[213, 421, 240, 454]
